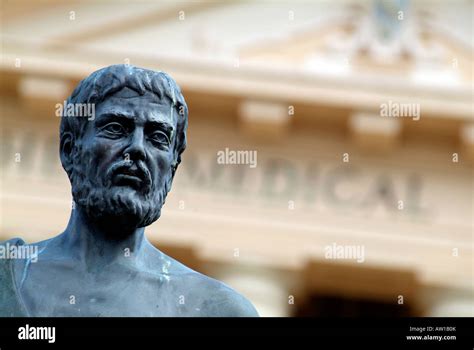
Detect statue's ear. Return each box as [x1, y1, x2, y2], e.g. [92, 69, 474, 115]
[172, 162, 178, 179]
[166, 162, 178, 192]
[60, 131, 74, 178]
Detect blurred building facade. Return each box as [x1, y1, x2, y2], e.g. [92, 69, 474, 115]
[0, 0, 473, 316]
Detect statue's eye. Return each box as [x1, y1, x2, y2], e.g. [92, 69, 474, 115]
[149, 131, 170, 146]
[102, 122, 126, 136]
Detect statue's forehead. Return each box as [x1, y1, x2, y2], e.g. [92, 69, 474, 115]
[101, 87, 169, 106]
[96, 88, 175, 122]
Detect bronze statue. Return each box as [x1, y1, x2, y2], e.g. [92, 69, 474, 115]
[0, 65, 258, 317]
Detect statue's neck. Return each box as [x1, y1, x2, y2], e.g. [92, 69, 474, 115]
[60, 208, 147, 270]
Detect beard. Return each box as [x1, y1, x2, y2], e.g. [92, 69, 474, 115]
[69, 151, 171, 231]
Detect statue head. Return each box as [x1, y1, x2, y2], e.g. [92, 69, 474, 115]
[59, 64, 188, 232]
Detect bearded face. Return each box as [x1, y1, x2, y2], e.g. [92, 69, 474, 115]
[67, 87, 178, 232]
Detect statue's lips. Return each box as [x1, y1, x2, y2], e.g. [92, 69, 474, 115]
[112, 167, 150, 189]
[114, 173, 143, 186]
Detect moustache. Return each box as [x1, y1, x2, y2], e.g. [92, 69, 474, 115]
[107, 160, 152, 191]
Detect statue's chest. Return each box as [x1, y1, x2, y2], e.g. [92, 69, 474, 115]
[18, 265, 187, 316]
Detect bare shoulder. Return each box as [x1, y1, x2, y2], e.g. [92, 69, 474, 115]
[185, 271, 259, 317]
[161, 255, 259, 317]
[200, 275, 259, 317]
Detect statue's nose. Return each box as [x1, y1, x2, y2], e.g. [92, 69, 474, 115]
[124, 129, 146, 161]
